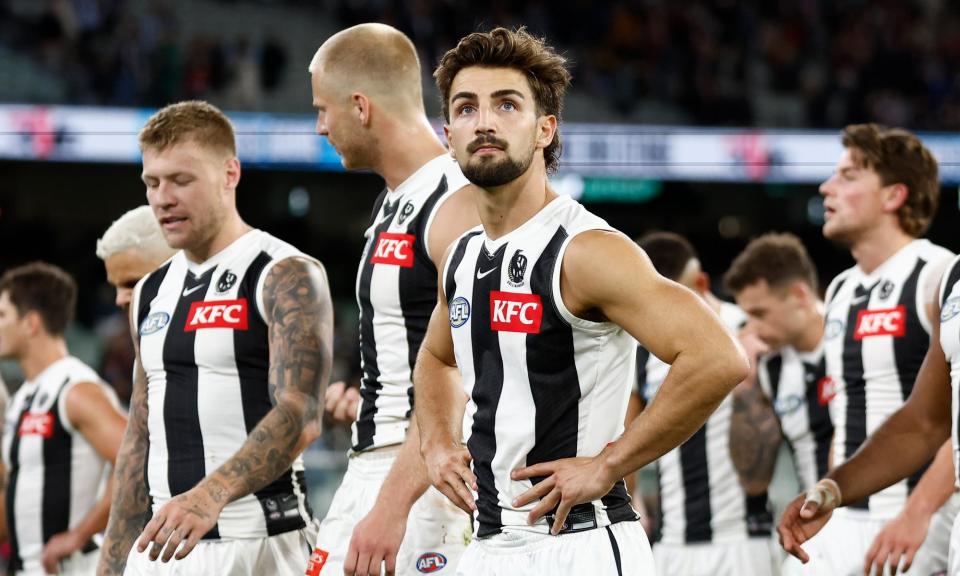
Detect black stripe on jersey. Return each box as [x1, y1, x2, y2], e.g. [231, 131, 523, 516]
[843, 283, 873, 510]
[804, 357, 833, 479]
[766, 354, 783, 401]
[399, 176, 449, 419]
[368, 188, 389, 225]
[679, 424, 712, 542]
[162, 267, 220, 538]
[445, 232, 481, 306]
[42, 378, 73, 545]
[468, 242, 507, 538]
[942, 260, 960, 307]
[825, 276, 848, 306]
[137, 262, 171, 342]
[354, 200, 401, 451]
[635, 347, 650, 398]
[6, 391, 34, 571]
[894, 260, 932, 494]
[605, 526, 624, 576]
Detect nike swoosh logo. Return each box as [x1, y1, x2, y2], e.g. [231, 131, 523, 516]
[850, 295, 868, 305]
[476, 268, 498, 280]
[182, 285, 206, 297]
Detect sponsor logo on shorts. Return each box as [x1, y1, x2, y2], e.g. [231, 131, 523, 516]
[19, 412, 53, 438]
[854, 306, 906, 340]
[942, 296, 960, 323]
[490, 291, 542, 334]
[450, 296, 470, 328]
[416, 552, 447, 573]
[305, 548, 329, 576]
[184, 299, 249, 331]
[824, 318, 844, 340]
[371, 232, 415, 267]
[140, 311, 170, 336]
[818, 376, 836, 406]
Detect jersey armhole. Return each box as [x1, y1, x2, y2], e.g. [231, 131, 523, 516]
[916, 255, 953, 335]
[551, 229, 619, 334]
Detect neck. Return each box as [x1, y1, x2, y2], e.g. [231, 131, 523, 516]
[849, 225, 913, 274]
[793, 306, 825, 352]
[186, 212, 251, 263]
[19, 335, 68, 381]
[702, 291, 723, 315]
[475, 162, 556, 240]
[373, 113, 447, 191]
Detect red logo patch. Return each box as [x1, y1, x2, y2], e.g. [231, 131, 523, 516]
[817, 376, 836, 406]
[854, 306, 906, 340]
[490, 291, 542, 333]
[19, 413, 53, 438]
[371, 232, 415, 268]
[184, 299, 249, 331]
[304, 548, 329, 576]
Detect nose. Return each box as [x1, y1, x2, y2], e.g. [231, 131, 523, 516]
[115, 288, 132, 310]
[474, 104, 496, 136]
[819, 175, 834, 197]
[315, 112, 328, 136]
[147, 180, 176, 210]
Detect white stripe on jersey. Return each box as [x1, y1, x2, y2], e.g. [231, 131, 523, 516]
[642, 303, 765, 544]
[133, 229, 314, 540]
[757, 343, 832, 492]
[447, 194, 637, 537]
[824, 239, 953, 519]
[937, 254, 960, 488]
[352, 155, 470, 452]
[1, 356, 115, 572]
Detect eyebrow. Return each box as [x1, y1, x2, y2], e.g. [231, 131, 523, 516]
[450, 89, 527, 104]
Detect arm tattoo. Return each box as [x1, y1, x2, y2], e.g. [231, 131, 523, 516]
[205, 257, 333, 504]
[99, 362, 151, 574]
[729, 380, 781, 495]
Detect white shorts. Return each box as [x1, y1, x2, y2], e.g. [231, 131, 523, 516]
[456, 521, 653, 576]
[653, 538, 779, 576]
[311, 448, 471, 576]
[782, 502, 955, 576]
[16, 547, 99, 576]
[949, 508, 960, 575]
[124, 525, 317, 575]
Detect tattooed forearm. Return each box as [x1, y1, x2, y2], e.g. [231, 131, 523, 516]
[98, 364, 151, 575]
[203, 257, 333, 504]
[729, 380, 781, 496]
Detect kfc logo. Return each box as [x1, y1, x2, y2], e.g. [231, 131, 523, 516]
[19, 413, 53, 438]
[854, 306, 906, 340]
[371, 232, 415, 268]
[490, 291, 542, 333]
[185, 299, 249, 331]
[304, 548, 329, 576]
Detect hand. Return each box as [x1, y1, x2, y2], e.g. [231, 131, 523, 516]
[863, 508, 932, 576]
[423, 442, 476, 515]
[324, 381, 360, 425]
[512, 455, 616, 535]
[343, 502, 408, 576]
[136, 484, 225, 562]
[42, 529, 83, 574]
[777, 480, 840, 563]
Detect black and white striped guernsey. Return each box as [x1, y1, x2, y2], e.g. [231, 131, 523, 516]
[2, 356, 117, 572]
[352, 154, 469, 452]
[936, 254, 960, 489]
[444, 194, 638, 538]
[132, 229, 316, 540]
[823, 238, 952, 518]
[757, 342, 833, 492]
[638, 303, 773, 545]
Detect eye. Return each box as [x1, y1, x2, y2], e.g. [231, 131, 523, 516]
[457, 104, 476, 116]
[501, 101, 517, 111]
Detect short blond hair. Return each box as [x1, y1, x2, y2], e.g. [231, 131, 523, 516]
[139, 100, 236, 158]
[308, 23, 423, 111]
[96, 205, 175, 262]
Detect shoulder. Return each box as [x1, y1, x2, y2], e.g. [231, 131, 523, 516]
[824, 267, 856, 304]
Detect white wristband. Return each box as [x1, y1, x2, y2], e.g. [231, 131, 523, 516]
[803, 478, 841, 511]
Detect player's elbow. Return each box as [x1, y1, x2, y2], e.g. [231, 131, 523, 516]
[715, 337, 751, 391]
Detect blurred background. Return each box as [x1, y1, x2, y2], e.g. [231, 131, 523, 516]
[2, 0, 960, 536]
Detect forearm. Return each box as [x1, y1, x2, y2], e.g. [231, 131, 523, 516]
[890, 441, 955, 518]
[415, 347, 464, 453]
[375, 417, 432, 514]
[729, 379, 781, 495]
[199, 397, 309, 506]
[71, 475, 114, 543]
[99, 427, 150, 573]
[604, 350, 742, 479]
[829, 408, 949, 506]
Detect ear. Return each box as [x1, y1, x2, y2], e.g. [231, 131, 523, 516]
[535, 114, 558, 151]
[22, 310, 43, 338]
[352, 93, 371, 127]
[224, 157, 241, 190]
[695, 271, 711, 295]
[444, 124, 455, 159]
[881, 182, 909, 213]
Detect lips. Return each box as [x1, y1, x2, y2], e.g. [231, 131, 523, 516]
[159, 216, 188, 230]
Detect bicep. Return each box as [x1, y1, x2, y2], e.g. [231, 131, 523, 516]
[263, 257, 334, 401]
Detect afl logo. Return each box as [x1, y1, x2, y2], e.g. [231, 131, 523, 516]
[416, 552, 447, 573]
[449, 296, 470, 328]
[140, 311, 170, 335]
[941, 296, 960, 323]
[507, 250, 528, 287]
[773, 394, 804, 416]
[398, 201, 415, 225]
[824, 318, 844, 340]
